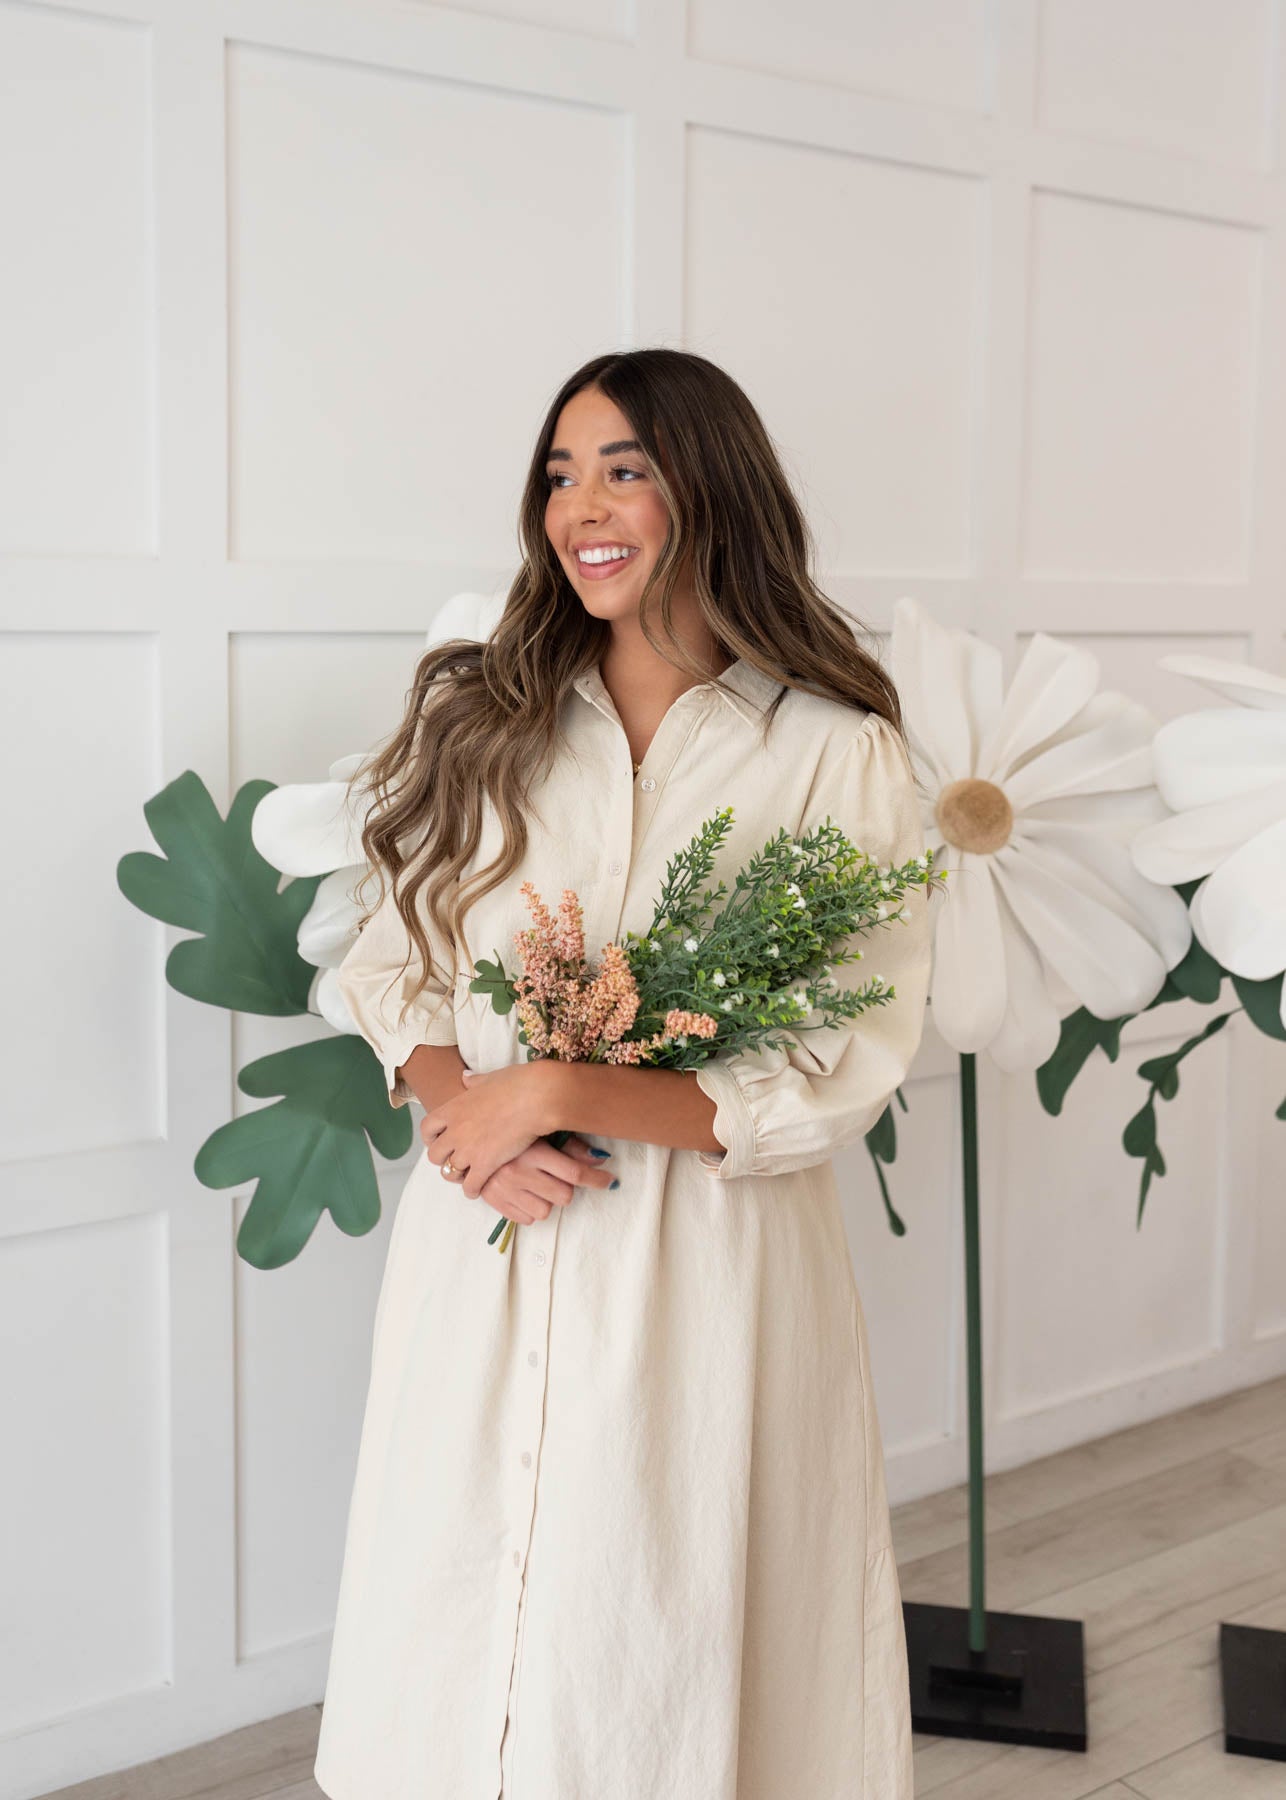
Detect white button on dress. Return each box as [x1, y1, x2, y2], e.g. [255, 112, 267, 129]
[313, 657, 930, 1800]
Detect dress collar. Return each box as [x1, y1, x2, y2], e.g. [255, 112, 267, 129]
[571, 656, 784, 728]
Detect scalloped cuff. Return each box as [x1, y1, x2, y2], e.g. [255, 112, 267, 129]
[692, 1060, 757, 1180]
[382, 1008, 459, 1108]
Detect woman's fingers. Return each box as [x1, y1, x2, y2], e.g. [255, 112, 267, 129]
[533, 1138, 616, 1190]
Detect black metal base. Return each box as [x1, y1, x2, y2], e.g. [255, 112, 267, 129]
[1220, 1622, 1286, 1760]
[903, 1601, 1088, 1751]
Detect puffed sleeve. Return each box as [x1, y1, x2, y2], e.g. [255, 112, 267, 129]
[336, 875, 460, 1108]
[691, 712, 930, 1180]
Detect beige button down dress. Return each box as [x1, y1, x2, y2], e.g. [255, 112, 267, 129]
[313, 656, 930, 1800]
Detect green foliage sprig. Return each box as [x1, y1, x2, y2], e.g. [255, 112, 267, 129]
[1035, 881, 1285, 1225]
[473, 806, 945, 1072]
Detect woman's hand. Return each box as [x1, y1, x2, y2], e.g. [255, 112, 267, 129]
[423, 1127, 615, 1225]
[419, 1062, 583, 1203]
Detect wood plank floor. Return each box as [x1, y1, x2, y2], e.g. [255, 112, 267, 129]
[43, 1373, 1286, 1799]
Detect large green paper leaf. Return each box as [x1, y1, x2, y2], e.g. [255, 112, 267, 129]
[195, 1035, 414, 1268]
[117, 769, 321, 1014]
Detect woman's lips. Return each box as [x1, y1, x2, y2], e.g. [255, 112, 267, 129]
[574, 549, 639, 581]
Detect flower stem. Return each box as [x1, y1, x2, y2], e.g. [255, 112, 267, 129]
[485, 1128, 575, 1253]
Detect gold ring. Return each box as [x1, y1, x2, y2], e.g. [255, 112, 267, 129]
[442, 1158, 458, 1178]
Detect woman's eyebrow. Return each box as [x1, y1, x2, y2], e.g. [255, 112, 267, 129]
[546, 438, 642, 462]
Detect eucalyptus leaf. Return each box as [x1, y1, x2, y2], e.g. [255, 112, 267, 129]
[469, 953, 518, 1013]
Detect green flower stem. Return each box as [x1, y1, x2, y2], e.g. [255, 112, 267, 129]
[486, 1128, 574, 1250]
[960, 1051, 987, 1655]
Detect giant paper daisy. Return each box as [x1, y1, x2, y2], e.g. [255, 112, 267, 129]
[890, 596, 1191, 1070]
[250, 589, 506, 1035]
[1132, 655, 1286, 1027]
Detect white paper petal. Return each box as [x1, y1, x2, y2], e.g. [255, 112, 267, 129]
[251, 779, 369, 876]
[427, 588, 507, 649]
[992, 843, 1168, 1018]
[1022, 787, 1170, 834]
[315, 965, 361, 1036]
[926, 854, 1008, 1052]
[1016, 822, 1192, 970]
[1131, 780, 1286, 884]
[1152, 707, 1286, 810]
[986, 884, 1063, 1072]
[976, 633, 1102, 783]
[328, 751, 374, 783]
[891, 596, 1003, 787]
[1003, 691, 1154, 810]
[1159, 653, 1286, 713]
[1188, 818, 1286, 979]
[297, 865, 371, 969]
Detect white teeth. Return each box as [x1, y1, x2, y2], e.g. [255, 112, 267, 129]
[577, 545, 637, 565]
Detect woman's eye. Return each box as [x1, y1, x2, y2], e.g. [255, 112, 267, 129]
[545, 465, 644, 489]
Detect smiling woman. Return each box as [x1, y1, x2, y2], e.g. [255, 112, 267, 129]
[312, 347, 924, 1800]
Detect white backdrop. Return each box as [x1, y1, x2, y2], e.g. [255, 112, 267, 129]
[2, 0, 1284, 1792]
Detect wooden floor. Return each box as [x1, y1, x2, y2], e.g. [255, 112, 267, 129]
[44, 1373, 1286, 1800]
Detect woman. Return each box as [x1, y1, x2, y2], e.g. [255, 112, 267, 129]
[313, 348, 930, 1799]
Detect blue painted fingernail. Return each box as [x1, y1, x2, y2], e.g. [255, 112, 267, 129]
[609, 1178, 620, 1189]
[590, 1147, 612, 1159]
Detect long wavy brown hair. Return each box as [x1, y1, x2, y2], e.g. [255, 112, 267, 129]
[346, 346, 903, 1023]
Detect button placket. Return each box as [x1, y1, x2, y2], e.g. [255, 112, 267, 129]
[609, 695, 713, 943]
[496, 1206, 560, 1789]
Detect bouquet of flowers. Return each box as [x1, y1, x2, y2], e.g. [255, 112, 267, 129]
[469, 806, 944, 1251]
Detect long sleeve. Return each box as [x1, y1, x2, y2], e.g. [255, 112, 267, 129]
[336, 875, 460, 1108]
[692, 711, 931, 1180]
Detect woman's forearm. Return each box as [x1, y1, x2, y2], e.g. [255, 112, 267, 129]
[398, 1041, 468, 1111]
[538, 1060, 726, 1156]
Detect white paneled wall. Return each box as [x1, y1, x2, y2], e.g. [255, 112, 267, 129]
[1, 0, 1284, 1791]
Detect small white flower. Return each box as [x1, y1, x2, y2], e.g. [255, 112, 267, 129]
[684, 937, 699, 953]
[793, 898, 807, 911]
[712, 970, 726, 987]
[721, 999, 734, 1012]
[785, 882, 801, 896]
[767, 944, 780, 958]
[766, 922, 778, 935]
[876, 904, 888, 920]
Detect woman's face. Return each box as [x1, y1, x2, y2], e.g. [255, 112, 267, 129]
[544, 386, 685, 623]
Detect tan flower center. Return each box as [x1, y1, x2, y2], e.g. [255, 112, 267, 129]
[935, 777, 1014, 855]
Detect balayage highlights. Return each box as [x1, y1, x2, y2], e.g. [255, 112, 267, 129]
[346, 346, 904, 1024]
